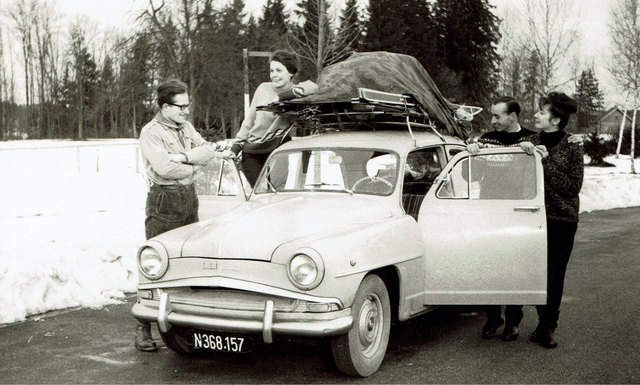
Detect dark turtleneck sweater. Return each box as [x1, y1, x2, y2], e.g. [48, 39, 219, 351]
[521, 131, 584, 223]
[539, 130, 566, 152]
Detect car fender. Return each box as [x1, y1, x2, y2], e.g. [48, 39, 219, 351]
[271, 215, 424, 308]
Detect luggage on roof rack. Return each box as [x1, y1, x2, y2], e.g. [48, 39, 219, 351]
[257, 51, 479, 139]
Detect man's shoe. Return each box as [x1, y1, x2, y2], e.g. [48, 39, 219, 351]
[135, 323, 158, 352]
[530, 328, 558, 348]
[501, 325, 519, 341]
[481, 317, 504, 339]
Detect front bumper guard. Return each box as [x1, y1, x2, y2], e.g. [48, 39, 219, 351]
[132, 292, 353, 344]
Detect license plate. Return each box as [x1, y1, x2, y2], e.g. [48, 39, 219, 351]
[191, 331, 250, 353]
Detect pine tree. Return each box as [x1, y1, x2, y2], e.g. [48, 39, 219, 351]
[520, 48, 543, 129]
[289, 0, 334, 78]
[431, 0, 500, 105]
[574, 68, 604, 132]
[336, 0, 364, 57]
[257, 0, 289, 51]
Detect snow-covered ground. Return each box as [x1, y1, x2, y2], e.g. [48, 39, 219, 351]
[1, 139, 639, 325]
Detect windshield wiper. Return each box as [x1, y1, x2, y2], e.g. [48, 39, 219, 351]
[306, 183, 353, 195]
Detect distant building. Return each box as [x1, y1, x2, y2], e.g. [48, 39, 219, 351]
[598, 107, 637, 136]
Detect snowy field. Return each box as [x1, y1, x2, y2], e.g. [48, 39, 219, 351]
[1, 139, 639, 325]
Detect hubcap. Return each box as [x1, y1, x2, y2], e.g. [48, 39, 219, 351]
[357, 294, 383, 358]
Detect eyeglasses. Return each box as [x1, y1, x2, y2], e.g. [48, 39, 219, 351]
[167, 102, 190, 112]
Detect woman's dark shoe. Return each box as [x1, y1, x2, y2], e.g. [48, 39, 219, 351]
[501, 325, 519, 341]
[135, 322, 158, 352]
[530, 328, 558, 348]
[481, 317, 504, 339]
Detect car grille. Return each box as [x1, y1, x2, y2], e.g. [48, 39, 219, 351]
[163, 287, 301, 312]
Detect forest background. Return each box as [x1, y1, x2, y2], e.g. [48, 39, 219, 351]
[0, 0, 639, 150]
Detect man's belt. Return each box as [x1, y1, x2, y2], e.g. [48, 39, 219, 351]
[150, 183, 194, 190]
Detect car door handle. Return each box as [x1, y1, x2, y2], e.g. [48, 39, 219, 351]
[514, 205, 541, 212]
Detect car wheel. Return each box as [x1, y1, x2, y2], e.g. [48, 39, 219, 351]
[159, 326, 198, 355]
[331, 274, 391, 377]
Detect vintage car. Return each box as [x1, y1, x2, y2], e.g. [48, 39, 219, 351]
[132, 53, 547, 377]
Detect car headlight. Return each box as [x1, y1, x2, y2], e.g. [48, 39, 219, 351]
[287, 248, 324, 290]
[137, 243, 168, 280]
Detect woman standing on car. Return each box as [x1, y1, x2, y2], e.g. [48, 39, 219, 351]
[519, 92, 583, 349]
[230, 50, 317, 186]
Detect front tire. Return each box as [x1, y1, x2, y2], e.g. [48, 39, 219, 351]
[331, 274, 391, 377]
[159, 326, 198, 355]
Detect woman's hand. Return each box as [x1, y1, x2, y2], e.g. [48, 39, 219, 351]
[535, 145, 549, 159]
[520, 141, 549, 159]
[218, 149, 236, 159]
[519, 141, 536, 155]
[568, 134, 583, 145]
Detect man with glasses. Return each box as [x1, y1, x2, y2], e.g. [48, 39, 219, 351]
[135, 79, 231, 351]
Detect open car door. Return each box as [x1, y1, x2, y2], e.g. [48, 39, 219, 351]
[194, 158, 249, 220]
[418, 147, 547, 305]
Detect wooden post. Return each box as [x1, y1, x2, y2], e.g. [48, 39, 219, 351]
[242, 49, 272, 119]
[243, 48, 250, 119]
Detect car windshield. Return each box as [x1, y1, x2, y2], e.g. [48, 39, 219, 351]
[253, 149, 399, 196]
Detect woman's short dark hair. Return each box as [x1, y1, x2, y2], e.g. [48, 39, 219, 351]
[539, 92, 578, 129]
[157, 79, 188, 108]
[493, 96, 521, 116]
[270, 50, 298, 75]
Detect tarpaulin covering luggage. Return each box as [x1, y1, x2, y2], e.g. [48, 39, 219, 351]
[289, 51, 465, 138]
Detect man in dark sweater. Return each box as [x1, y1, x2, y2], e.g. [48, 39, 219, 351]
[467, 96, 534, 342]
[468, 96, 535, 154]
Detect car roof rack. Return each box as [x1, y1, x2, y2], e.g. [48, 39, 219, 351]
[258, 88, 480, 144]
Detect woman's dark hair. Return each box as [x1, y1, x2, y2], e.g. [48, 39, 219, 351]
[157, 79, 188, 108]
[270, 50, 298, 75]
[539, 92, 578, 129]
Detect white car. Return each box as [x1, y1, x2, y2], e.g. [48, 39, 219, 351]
[132, 126, 546, 377]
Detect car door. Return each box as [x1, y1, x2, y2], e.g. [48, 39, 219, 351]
[193, 158, 249, 220]
[417, 147, 547, 305]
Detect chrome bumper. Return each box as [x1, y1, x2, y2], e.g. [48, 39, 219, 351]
[131, 292, 353, 343]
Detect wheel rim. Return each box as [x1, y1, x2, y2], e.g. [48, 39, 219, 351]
[357, 293, 383, 358]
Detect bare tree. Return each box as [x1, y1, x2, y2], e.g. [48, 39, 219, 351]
[609, 0, 640, 173]
[524, 0, 579, 92]
[288, 0, 362, 78]
[496, 5, 526, 98]
[6, 0, 37, 134]
[140, 0, 213, 115]
[32, 0, 57, 138]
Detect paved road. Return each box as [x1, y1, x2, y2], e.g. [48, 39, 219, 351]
[1, 207, 639, 383]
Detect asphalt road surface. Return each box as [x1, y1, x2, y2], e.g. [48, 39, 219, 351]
[1, 207, 639, 384]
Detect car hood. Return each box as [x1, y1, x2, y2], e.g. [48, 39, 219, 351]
[179, 194, 393, 260]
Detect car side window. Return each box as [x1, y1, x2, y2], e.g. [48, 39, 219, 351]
[403, 148, 442, 194]
[437, 153, 537, 200]
[194, 158, 242, 196]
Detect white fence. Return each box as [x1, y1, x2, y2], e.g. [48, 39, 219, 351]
[0, 140, 141, 174]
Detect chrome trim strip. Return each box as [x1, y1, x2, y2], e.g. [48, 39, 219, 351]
[138, 276, 343, 306]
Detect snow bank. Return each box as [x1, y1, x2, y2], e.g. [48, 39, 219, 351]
[0, 142, 638, 325]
